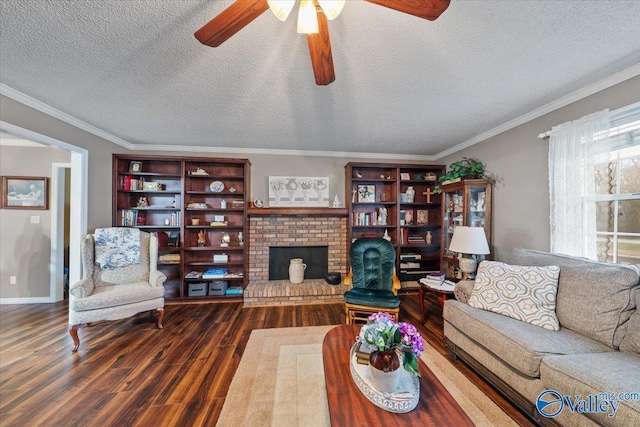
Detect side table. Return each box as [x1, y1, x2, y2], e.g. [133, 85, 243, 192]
[418, 279, 455, 324]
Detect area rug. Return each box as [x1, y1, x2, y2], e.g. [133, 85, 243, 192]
[216, 325, 517, 426]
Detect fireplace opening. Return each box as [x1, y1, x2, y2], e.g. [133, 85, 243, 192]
[269, 246, 329, 281]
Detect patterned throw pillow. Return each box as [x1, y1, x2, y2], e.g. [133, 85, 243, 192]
[468, 261, 561, 331]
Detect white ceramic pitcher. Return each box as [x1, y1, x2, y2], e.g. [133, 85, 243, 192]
[289, 258, 307, 284]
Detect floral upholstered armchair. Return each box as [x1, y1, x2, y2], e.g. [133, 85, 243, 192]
[68, 228, 166, 352]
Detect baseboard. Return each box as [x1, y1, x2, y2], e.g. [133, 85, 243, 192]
[0, 297, 54, 304]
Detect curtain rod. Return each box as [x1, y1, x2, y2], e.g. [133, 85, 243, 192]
[538, 101, 640, 140]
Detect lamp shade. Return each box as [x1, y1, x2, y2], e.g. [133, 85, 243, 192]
[267, 0, 296, 21]
[449, 226, 490, 255]
[297, 0, 319, 34]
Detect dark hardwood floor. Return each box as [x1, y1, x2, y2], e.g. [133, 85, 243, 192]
[0, 293, 534, 426]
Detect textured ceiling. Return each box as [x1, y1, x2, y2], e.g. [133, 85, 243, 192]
[1, 0, 640, 158]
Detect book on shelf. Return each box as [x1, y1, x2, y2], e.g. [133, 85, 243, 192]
[168, 211, 180, 226]
[353, 211, 376, 226]
[185, 271, 203, 279]
[202, 268, 228, 279]
[408, 239, 426, 245]
[400, 262, 421, 269]
[159, 253, 180, 264]
[121, 209, 139, 226]
[400, 253, 422, 261]
[167, 231, 180, 246]
[122, 175, 146, 191]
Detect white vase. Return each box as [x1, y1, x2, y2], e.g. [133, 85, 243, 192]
[369, 364, 401, 393]
[406, 186, 416, 203]
[288, 258, 307, 284]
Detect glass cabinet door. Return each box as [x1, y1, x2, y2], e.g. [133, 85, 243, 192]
[469, 187, 488, 228]
[443, 188, 464, 257]
[440, 179, 492, 280]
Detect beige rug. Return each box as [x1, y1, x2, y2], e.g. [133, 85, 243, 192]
[216, 325, 517, 427]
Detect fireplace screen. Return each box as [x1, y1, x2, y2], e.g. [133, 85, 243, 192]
[269, 246, 329, 281]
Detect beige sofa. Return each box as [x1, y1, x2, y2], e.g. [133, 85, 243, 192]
[444, 248, 640, 426]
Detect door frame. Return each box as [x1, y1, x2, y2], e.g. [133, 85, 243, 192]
[0, 121, 87, 299]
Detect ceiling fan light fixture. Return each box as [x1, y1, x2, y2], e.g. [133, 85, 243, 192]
[317, 0, 345, 20]
[267, 0, 296, 21]
[297, 0, 319, 34]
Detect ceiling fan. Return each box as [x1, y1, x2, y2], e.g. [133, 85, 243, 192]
[194, 0, 450, 85]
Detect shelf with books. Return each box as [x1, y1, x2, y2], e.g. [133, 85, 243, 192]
[113, 154, 250, 302]
[346, 162, 445, 280]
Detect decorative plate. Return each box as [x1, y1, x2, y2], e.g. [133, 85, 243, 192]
[253, 197, 264, 208]
[209, 181, 224, 192]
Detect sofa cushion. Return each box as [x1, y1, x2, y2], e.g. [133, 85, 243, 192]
[468, 261, 561, 330]
[541, 352, 640, 426]
[619, 287, 640, 354]
[71, 282, 165, 312]
[510, 248, 639, 349]
[444, 300, 614, 378]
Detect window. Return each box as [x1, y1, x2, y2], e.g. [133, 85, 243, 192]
[593, 116, 640, 263]
[547, 103, 640, 264]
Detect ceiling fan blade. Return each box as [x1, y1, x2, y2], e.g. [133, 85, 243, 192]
[194, 0, 269, 47]
[364, 0, 450, 21]
[307, 6, 335, 86]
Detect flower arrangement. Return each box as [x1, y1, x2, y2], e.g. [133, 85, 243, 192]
[359, 312, 425, 376]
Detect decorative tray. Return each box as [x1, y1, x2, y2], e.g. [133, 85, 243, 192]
[349, 340, 420, 413]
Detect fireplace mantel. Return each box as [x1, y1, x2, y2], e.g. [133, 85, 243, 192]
[248, 207, 348, 216]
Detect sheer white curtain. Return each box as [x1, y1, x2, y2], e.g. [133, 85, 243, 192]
[548, 110, 610, 258]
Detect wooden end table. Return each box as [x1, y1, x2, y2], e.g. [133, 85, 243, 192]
[418, 279, 455, 324]
[322, 324, 473, 426]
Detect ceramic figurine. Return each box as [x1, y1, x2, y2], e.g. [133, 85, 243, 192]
[333, 194, 341, 208]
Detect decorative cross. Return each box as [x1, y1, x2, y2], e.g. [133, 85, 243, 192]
[423, 188, 434, 204]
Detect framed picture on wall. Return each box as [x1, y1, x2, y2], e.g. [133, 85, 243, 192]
[1, 176, 49, 210]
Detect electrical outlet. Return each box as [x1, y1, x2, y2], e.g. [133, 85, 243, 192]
[10, 276, 17, 285]
[31, 215, 40, 224]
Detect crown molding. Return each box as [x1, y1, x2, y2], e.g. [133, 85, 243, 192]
[128, 143, 437, 161]
[433, 62, 640, 160]
[0, 84, 134, 149]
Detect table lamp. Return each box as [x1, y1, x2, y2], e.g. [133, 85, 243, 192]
[448, 226, 490, 279]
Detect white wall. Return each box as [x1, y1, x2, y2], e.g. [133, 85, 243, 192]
[0, 145, 70, 298]
[441, 75, 640, 261]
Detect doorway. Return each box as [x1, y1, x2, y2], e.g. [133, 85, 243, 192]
[0, 121, 88, 302]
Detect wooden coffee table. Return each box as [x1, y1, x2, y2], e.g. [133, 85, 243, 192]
[322, 324, 473, 426]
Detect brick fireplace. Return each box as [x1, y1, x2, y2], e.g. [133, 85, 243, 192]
[245, 208, 350, 306]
